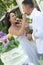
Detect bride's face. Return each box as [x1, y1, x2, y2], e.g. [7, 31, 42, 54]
[9, 13, 17, 24]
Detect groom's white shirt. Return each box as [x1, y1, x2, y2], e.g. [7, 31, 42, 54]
[28, 8, 43, 54]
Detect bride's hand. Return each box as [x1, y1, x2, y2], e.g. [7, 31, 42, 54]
[27, 34, 32, 40]
[22, 14, 26, 21]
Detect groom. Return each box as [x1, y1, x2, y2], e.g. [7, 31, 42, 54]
[22, 0, 43, 61]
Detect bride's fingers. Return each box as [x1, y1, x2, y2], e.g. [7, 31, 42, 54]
[22, 14, 27, 21]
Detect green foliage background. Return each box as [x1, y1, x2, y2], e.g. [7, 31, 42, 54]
[0, 0, 17, 19]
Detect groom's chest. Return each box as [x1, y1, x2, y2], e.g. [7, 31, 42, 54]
[32, 17, 39, 32]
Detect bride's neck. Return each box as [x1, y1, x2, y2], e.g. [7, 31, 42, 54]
[11, 24, 18, 28]
[12, 23, 15, 26]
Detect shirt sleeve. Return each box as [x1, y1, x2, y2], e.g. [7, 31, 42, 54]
[32, 14, 43, 40]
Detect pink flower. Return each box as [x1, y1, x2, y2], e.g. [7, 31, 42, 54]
[2, 35, 9, 46]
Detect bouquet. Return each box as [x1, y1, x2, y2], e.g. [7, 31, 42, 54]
[0, 34, 19, 53]
[26, 17, 32, 23]
[26, 17, 33, 34]
[0, 31, 6, 38]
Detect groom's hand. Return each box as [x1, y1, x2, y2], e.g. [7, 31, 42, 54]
[27, 34, 32, 40]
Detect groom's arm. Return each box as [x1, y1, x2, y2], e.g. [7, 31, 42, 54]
[32, 14, 43, 40]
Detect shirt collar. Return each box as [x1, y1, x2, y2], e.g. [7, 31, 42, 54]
[29, 8, 37, 18]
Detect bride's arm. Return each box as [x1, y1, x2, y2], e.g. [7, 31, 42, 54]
[9, 14, 26, 36]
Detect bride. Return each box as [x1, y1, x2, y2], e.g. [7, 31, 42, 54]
[1, 11, 40, 65]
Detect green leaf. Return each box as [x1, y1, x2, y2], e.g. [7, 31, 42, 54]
[0, 46, 2, 53]
[14, 40, 19, 47]
[8, 37, 15, 41]
[2, 46, 7, 53]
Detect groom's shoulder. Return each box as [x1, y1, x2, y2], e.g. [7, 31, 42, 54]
[35, 10, 43, 18]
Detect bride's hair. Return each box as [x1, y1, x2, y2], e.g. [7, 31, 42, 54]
[5, 11, 12, 32]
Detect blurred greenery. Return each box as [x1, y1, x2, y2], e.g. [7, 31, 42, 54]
[28, 29, 33, 34]
[0, 0, 17, 19]
[0, 59, 3, 65]
[40, 60, 43, 65]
